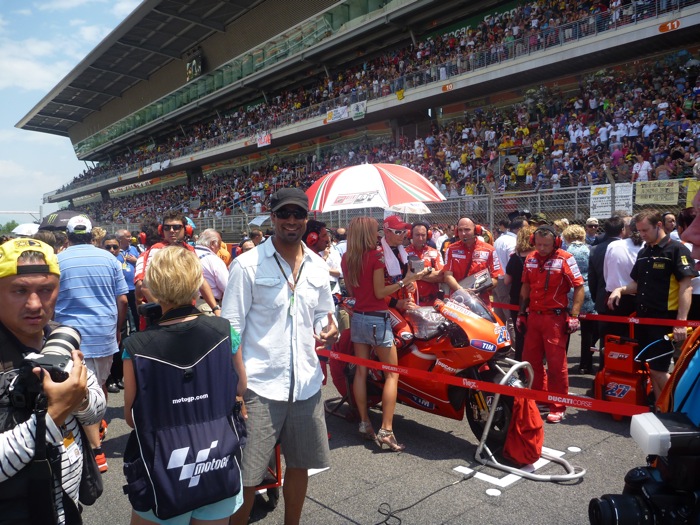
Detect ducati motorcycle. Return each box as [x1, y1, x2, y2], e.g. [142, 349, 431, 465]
[328, 289, 524, 450]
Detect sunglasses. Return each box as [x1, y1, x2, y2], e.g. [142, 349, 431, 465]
[386, 228, 406, 235]
[104, 245, 120, 251]
[274, 209, 308, 220]
[163, 224, 183, 232]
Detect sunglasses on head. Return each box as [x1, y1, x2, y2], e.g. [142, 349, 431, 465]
[163, 224, 183, 232]
[274, 209, 308, 220]
[104, 244, 120, 251]
[386, 228, 406, 235]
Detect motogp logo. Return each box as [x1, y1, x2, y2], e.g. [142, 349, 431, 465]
[167, 441, 229, 488]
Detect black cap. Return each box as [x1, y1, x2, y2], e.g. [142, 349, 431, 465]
[270, 188, 308, 212]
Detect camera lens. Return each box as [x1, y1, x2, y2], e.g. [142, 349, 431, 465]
[589, 495, 654, 525]
[42, 326, 81, 358]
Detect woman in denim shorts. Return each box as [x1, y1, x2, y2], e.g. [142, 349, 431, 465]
[341, 217, 427, 451]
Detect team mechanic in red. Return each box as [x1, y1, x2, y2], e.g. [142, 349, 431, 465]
[443, 217, 503, 304]
[405, 221, 444, 306]
[517, 225, 584, 424]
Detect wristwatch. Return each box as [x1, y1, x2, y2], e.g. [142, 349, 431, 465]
[212, 305, 221, 311]
[398, 280, 405, 289]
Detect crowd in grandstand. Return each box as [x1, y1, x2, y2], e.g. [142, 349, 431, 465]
[72, 51, 700, 223]
[64, 0, 700, 198]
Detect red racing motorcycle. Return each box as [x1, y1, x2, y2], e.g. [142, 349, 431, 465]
[327, 290, 524, 450]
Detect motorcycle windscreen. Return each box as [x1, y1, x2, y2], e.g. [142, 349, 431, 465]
[449, 290, 497, 323]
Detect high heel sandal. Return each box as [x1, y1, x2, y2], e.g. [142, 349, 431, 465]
[358, 420, 376, 441]
[375, 428, 405, 452]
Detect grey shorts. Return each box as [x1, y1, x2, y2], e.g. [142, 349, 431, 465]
[84, 356, 113, 387]
[351, 311, 393, 348]
[241, 389, 330, 487]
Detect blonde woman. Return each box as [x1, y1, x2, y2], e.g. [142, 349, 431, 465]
[341, 217, 427, 451]
[122, 246, 246, 524]
[562, 225, 597, 374]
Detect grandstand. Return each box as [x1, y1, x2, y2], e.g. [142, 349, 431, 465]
[16, 0, 700, 239]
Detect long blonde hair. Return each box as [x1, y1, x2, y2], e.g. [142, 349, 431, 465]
[344, 216, 379, 289]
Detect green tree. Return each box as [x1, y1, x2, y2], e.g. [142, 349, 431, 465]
[0, 220, 18, 234]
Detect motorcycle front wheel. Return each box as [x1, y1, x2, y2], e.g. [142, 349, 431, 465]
[465, 369, 513, 452]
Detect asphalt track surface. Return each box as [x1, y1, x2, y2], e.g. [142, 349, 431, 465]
[84, 338, 647, 525]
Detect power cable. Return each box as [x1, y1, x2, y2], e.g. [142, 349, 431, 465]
[373, 467, 482, 525]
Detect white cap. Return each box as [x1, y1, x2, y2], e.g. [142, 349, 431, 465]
[66, 215, 93, 234]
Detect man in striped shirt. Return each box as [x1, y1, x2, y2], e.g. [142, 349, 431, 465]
[0, 238, 106, 524]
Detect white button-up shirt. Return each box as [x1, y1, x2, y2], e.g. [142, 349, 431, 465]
[194, 245, 229, 300]
[221, 238, 334, 402]
[493, 231, 517, 279]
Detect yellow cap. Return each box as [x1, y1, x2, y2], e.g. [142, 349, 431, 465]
[0, 239, 60, 279]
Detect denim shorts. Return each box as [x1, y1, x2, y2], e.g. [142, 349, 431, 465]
[351, 311, 393, 348]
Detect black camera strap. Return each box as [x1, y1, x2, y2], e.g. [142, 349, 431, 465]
[28, 390, 60, 525]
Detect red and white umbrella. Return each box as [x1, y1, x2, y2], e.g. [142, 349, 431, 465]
[306, 163, 445, 213]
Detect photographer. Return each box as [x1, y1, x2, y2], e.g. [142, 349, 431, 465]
[0, 239, 106, 524]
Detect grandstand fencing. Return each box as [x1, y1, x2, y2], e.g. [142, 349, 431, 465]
[97, 178, 693, 242]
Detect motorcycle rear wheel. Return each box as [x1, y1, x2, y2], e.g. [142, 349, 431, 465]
[465, 370, 513, 452]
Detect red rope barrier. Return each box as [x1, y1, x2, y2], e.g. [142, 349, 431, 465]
[318, 348, 649, 417]
[490, 302, 700, 327]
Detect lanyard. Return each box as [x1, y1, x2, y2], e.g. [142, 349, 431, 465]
[273, 253, 305, 316]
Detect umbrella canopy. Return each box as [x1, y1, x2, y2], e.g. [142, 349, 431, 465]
[306, 164, 445, 213]
[39, 210, 87, 231]
[11, 223, 39, 237]
[387, 201, 432, 215]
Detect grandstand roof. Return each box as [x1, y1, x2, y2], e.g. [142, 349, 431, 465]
[16, 0, 265, 138]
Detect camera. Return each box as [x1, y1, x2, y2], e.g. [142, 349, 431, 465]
[408, 255, 425, 273]
[589, 412, 700, 525]
[138, 302, 163, 327]
[9, 326, 81, 410]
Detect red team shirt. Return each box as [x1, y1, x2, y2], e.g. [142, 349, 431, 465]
[444, 239, 503, 304]
[405, 244, 444, 305]
[341, 249, 388, 312]
[522, 249, 584, 310]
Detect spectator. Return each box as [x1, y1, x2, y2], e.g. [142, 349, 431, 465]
[122, 246, 246, 524]
[116, 229, 140, 332]
[493, 217, 527, 327]
[585, 217, 599, 244]
[102, 234, 128, 394]
[223, 188, 338, 525]
[562, 225, 597, 374]
[608, 209, 697, 397]
[194, 228, 229, 311]
[0, 238, 105, 524]
[54, 216, 128, 473]
[504, 224, 536, 361]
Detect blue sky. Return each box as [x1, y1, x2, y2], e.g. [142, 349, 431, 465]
[0, 0, 140, 225]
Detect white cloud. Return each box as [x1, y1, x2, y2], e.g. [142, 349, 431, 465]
[0, 36, 78, 92]
[0, 159, 64, 213]
[69, 18, 86, 26]
[78, 24, 110, 44]
[112, 0, 141, 19]
[37, 0, 105, 12]
[13, 9, 33, 16]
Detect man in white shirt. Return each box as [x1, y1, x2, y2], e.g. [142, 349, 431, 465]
[223, 188, 337, 525]
[632, 155, 653, 182]
[493, 217, 526, 326]
[194, 228, 229, 305]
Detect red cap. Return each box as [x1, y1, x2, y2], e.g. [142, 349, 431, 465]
[383, 215, 411, 231]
